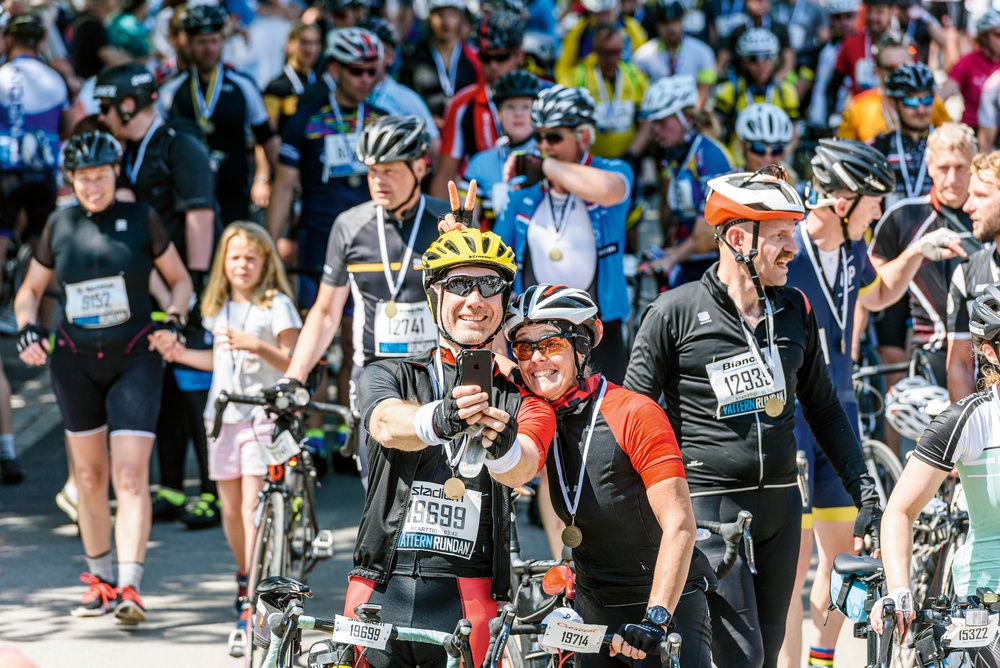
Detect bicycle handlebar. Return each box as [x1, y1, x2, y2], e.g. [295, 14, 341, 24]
[210, 390, 358, 439]
[696, 510, 755, 579]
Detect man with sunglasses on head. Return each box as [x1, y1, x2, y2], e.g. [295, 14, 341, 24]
[266, 27, 388, 311]
[276, 116, 444, 484]
[310, 227, 555, 668]
[430, 9, 525, 200]
[871, 63, 938, 209]
[625, 166, 883, 668]
[778, 139, 963, 668]
[495, 85, 633, 383]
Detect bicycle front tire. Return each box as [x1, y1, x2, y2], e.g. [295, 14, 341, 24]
[246, 491, 289, 668]
[864, 439, 904, 507]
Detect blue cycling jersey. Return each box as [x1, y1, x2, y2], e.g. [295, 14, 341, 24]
[785, 222, 879, 404]
[0, 55, 67, 174]
[660, 132, 735, 239]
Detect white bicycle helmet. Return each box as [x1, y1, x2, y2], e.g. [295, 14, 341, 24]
[581, 0, 620, 13]
[736, 27, 780, 59]
[325, 27, 384, 64]
[503, 284, 603, 346]
[639, 75, 698, 121]
[539, 607, 585, 653]
[884, 376, 950, 441]
[826, 0, 860, 13]
[977, 9, 1000, 36]
[428, 0, 467, 10]
[735, 103, 793, 144]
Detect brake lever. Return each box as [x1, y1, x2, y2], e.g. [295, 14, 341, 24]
[738, 511, 757, 575]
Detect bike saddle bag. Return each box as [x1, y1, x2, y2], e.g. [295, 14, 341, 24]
[252, 596, 284, 649]
[830, 571, 870, 623]
[516, 575, 560, 624]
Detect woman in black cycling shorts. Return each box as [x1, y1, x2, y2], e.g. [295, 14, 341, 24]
[14, 131, 192, 626]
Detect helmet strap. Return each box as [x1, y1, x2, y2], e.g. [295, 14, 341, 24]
[675, 111, 691, 132]
[718, 220, 766, 302]
[840, 196, 862, 244]
[388, 163, 422, 219]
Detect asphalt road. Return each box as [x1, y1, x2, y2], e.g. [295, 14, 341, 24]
[0, 333, 867, 667]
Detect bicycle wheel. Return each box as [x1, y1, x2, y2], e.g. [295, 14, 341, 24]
[246, 491, 288, 668]
[938, 527, 968, 602]
[287, 465, 317, 583]
[864, 439, 904, 507]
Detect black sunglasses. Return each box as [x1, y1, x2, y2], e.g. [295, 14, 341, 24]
[345, 65, 378, 78]
[740, 163, 790, 186]
[479, 50, 514, 64]
[438, 275, 508, 298]
[98, 101, 114, 116]
[534, 131, 569, 145]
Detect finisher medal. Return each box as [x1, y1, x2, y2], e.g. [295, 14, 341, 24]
[764, 397, 784, 418]
[562, 524, 583, 548]
[443, 477, 466, 500]
[385, 300, 397, 318]
[549, 248, 563, 261]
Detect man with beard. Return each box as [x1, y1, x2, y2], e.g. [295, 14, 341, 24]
[947, 150, 1000, 400]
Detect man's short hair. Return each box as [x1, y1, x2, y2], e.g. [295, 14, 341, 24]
[972, 150, 1000, 186]
[927, 122, 978, 161]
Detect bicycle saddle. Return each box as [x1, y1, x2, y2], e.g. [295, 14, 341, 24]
[256, 576, 313, 599]
[833, 553, 883, 576]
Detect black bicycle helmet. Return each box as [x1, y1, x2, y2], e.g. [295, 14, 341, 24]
[94, 64, 158, 123]
[651, 0, 686, 22]
[970, 284, 1000, 345]
[482, 0, 528, 17]
[476, 10, 524, 51]
[531, 85, 596, 129]
[884, 62, 937, 98]
[7, 13, 46, 46]
[63, 131, 123, 171]
[356, 115, 430, 165]
[492, 69, 541, 104]
[810, 138, 895, 198]
[357, 16, 398, 48]
[182, 4, 227, 35]
[323, 0, 367, 12]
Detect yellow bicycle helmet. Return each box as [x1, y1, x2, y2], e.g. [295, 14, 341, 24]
[421, 228, 517, 290]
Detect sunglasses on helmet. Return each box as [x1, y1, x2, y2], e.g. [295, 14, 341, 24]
[438, 275, 509, 298]
[511, 333, 580, 361]
[740, 163, 790, 186]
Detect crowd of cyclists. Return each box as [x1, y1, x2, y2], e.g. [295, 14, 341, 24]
[4, 0, 1000, 664]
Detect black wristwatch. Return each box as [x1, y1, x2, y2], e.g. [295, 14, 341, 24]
[642, 606, 673, 630]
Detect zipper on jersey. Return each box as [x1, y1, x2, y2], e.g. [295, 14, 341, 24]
[755, 413, 764, 487]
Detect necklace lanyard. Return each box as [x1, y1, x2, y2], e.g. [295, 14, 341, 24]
[224, 300, 254, 380]
[894, 130, 928, 198]
[486, 89, 503, 141]
[546, 187, 577, 237]
[284, 64, 306, 95]
[593, 65, 624, 107]
[431, 44, 461, 97]
[128, 115, 163, 184]
[744, 82, 774, 108]
[191, 65, 223, 131]
[431, 351, 471, 470]
[801, 225, 849, 342]
[328, 91, 364, 136]
[661, 40, 683, 75]
[739, 298, 779, 384]
[786, 0, 805, 27]
[552, 378, 607, 522]
[673, 134, 703, 183]
[376, 196, 427, 302]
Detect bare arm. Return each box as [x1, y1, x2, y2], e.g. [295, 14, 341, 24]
[979, 127, 997, 153]
[266, 165, 300, 241]
[153, 244, 194, 317]
[185, 208, 214, 273]
[369, 385, 489, 452]
[97, 45, 132, 68]
[946, 337, 976, 402]
[863, 235, 965, 312]
[540, 158, 627, 207]
[283, 283, 351, 381]
[14, 260, 53, 329]
[645, 477, 697, 613]
[224, 326, 299, 373]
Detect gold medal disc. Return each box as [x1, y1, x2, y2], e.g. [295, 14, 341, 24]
[443, 477, 466, 500]
[561, 524, 583, 548]
[347, 174, 363, 188]
[764, 397, 784, 418]
[202, 120, 215, 135]
[549, 247, 563, 262]
[385, 300, 397, 318]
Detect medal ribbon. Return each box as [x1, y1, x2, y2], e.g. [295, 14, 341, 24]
[895, 130, 928, 198]
[552, 379, 607, 521]
[801, 225, 849, 351]
[430, 43, 461, 98]
[128, 115, 163, 184]
[376, 196, 427, 303]
[191, 65, 223, 131]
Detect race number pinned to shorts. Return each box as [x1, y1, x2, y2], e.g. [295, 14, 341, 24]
[331, 615, 392, 650]
[594, 101, 635, 134]
[706, 349, 786, 419]
[373, 301, 436, 357]
[64, 275, 131, 328]
[397, 481, 482, 560]
[323, 134, 367, 182]
[541, 618, 608, 654]
[261, 429, 301, 465]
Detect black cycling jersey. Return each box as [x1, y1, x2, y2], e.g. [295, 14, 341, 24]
[397, 40, 481, 119]
[947, 246, 1000, 385]
[355, 348, 556, 601]
[121, 116, 216, 261]
[161, 66, 275, 223]
[624, 265, 871, 500]
[263, 66, 316, 137]
[870, 130, 933, 201]
[34, 201, 171, 355]
[871, 193, 981, 351]
[322, 196, 450, 367]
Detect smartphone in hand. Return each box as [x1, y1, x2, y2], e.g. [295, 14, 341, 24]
[458, 348, 493, 403]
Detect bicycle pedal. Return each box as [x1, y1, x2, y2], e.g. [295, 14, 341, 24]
[228, 628, 247, 657]
[311, 530, 334, 559]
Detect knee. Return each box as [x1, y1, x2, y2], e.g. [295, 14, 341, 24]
[75, 465, 108, 496]
[114, 464, 150, 497]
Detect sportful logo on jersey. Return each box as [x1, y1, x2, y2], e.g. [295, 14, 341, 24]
[698, 311, 712, 325]
[115, 219, 127, 232]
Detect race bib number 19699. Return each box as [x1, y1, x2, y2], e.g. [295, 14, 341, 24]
[331, 615, 392, 650]
[397, 481, 482, 560]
